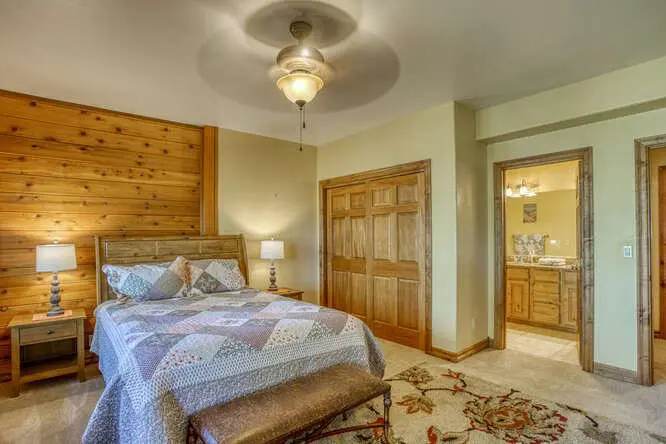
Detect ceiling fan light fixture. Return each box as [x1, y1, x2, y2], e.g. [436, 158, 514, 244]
[276, 70, 324, 106]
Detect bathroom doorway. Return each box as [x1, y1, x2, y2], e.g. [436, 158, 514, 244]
[493, 148, 594, 373]
[503, 160, 580, 366]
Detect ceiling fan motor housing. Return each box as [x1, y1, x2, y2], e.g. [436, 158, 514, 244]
[277, 20, 327, 76]
[289, 20, 312, 41]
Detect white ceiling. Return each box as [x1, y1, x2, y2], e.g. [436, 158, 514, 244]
[1, 0, 666, 145]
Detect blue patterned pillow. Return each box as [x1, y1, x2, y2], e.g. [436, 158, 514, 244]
[189, 259, 245, 294]
[103, 256, 190, 301]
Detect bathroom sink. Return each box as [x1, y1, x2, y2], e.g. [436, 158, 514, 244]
[537, 256, 566, 266]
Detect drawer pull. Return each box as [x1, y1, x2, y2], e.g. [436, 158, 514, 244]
[47, 330, 54, 335]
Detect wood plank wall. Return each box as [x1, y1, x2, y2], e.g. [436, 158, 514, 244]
[0, 89, 216, 380]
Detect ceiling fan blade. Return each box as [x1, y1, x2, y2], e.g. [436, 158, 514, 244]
[309, 31, 399, 113]
[197, 27, 293, 111]
[243, 0, 359, 49]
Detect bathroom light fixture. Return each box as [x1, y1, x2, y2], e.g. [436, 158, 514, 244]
[506, 180, 537, 198]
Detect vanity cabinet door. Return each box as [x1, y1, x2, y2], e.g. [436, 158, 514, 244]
[560, 271, 579, 331]
[530, 300, 560, 325]
[506, 279, 530, 320]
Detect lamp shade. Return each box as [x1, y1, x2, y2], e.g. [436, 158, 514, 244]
[276, 72, 324, 105]
[260, 240, 285, 260]
[36, 244, 77, 272]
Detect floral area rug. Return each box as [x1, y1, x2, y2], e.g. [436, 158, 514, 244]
[320, 363, 665, 443]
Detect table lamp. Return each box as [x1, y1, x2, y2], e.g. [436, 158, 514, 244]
[36, 244, 77, 316]
[260, 239, 284, 290]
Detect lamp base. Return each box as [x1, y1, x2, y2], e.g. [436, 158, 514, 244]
[47, 271, 64, 316]
[47, 305, 65, 317]
[268, 262, 278, 291]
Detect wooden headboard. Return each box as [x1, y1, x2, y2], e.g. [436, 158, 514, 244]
[95, 234, 248, 304]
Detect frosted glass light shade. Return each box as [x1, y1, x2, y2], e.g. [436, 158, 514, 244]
[276, 72, 324, 105]
[36, 244, 77, 272]
[260, 240, 285, 260]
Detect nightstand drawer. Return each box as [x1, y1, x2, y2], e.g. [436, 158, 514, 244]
[20, 322, 77, 345]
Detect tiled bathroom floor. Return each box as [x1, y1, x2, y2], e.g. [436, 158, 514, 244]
[506, 321, 579, 365]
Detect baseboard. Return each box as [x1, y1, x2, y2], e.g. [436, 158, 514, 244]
[428, 337, 489, 363]
[593, 361, 640, 384]
[507, 317, 577, 334]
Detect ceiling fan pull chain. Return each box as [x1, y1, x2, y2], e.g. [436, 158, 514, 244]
[298, 105, 304, 152]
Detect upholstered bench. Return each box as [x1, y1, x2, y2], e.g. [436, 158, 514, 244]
[187, 364, 391, 444]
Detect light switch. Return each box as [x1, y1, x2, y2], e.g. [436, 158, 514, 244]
[623, 245, 633, 258]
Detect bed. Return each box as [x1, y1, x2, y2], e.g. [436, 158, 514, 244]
[82, 235, 385, 444]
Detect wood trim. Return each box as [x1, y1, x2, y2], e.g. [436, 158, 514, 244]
[423, 161, 433, 352]
[493, 147, 594, 373]
[506, 317, 577, 334]
[636, 138, 653, 386]
[430, 338, 489, 363]
[201, 126, 219, 236]
[492, 163, 506, 349]
[658, 166, 666, 343]
[319, 159, 432, 352]
[593, 362, 640, 384]
[319, 160, 431, 189]
[635, 135, 666, 386]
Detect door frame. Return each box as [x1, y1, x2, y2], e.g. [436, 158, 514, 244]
[492, 147, 595, 373]
[319, 159, 433, 352]
[635, 135, 666, 386]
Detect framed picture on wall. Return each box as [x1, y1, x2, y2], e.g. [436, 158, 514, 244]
[523, 203, 537, 223]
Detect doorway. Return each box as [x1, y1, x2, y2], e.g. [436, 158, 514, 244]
[635, 136, 666, 386]
[319, 160, 432, 351]
[493, 148, 594, 373]
[503, 161, 581, 365]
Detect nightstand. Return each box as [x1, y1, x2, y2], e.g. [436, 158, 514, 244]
[9, 308, 86, 397]
[266, 288, 303, 301]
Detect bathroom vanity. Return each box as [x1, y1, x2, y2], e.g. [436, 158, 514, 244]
[505, 263, 579, 333]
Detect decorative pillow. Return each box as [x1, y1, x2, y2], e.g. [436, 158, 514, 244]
[102, 256, 190, 302]
[189, 258, 245, 294]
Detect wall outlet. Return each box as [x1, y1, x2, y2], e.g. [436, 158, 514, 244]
[623, 245, 633, 258]
[471, 317, 476, 329]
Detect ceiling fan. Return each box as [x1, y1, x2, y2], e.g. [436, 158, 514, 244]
[272, 20, 331, 108]
[269, 19, 333, 150]
[196, 1, 399, 143]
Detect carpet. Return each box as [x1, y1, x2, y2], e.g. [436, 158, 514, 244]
[322, 363, 666, 443]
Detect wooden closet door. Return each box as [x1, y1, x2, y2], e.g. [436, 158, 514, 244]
[367, 173, 426, 349]
[326, 184, 370, 323]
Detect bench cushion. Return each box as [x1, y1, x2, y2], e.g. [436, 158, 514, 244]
[190, 364, 390, 444]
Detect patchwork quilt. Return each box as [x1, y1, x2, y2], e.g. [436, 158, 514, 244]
[82, 289, 385, 444]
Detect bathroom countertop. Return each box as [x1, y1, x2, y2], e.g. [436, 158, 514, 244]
[505, 262, 578, 271]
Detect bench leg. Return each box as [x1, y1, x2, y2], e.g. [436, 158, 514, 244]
[187, 423, 199, 444]
[383, 391, 391, 443]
